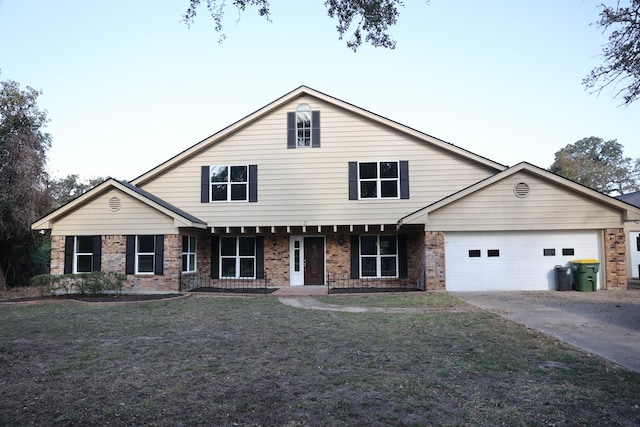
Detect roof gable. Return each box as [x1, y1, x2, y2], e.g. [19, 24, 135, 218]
[32, 179, 207, 230]
[131, 85, 506, 186]
[399, 162, 640, 226]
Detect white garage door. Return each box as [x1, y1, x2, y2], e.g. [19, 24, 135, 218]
[445, 231, 602, 291]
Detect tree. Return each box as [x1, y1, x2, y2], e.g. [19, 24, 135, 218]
[549, 137, 640, 195]
[584, 1, 640, 105]
[0, 78, 52, 289]
[49, 174, 106, 209]
[183, 0, 409, 51]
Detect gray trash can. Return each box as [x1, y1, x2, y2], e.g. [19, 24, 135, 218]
[555, 265, 572, 291]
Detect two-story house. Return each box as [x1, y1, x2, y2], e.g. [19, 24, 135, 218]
[32, 86, 640, 292]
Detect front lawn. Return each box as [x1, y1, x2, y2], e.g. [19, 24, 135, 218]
[0, 295, 638, 426]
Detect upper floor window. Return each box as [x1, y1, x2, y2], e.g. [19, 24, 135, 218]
[182, 236, 197, 272]
[287, 105, 320, 148]
[211, 165, 248, 201]
[359, 161, 399, 199]
[201, 165, 257, 203]
[296, 104, 312, 147]
[349, 161, 409, 200]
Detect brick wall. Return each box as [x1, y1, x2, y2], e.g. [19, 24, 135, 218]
[604, 228, 627, 290]
[50, 235, 65, 275]
[264, 235, 290, 286]
[424, 231, 446, 290]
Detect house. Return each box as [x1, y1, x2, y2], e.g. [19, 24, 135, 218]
[616, 191, 640, 279]
[32, 86, 640, 292]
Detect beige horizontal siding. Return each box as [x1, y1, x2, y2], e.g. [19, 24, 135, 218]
[140, 94, 498, 227]
[52, 189, 178, 236]
[425, 172, 623, 231]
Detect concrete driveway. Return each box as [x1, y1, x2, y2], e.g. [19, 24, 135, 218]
[453, 290, 640, 373]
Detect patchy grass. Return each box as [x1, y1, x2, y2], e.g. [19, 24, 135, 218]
[0, 286, 40, 300]
[0, 296, 639, 426]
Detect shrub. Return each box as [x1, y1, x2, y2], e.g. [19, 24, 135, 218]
[30, 272, 126, 296]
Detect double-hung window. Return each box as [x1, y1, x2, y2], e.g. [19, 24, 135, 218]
[360, 235, 398, 278]
[287, 104, 320, 148]
[211, 165, 248, 201]
[182, 236, 197, 272]
[136, 235, 156, 274]
[64, 236, 101, 274]
[220, 237, 256, 278]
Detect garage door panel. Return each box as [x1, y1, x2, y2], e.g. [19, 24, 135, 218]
[445, 231, 601, 291]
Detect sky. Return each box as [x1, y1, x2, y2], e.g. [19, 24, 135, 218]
[1, 0, 639, 182]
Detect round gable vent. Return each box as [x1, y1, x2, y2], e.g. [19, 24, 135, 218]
[108, 196, 122, 212]
[513, 182, 530, 198]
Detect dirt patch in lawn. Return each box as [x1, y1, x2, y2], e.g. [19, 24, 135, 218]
[0, 292, 186, 305]
[1, 296, 639, 426]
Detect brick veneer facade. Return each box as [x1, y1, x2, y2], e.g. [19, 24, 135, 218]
[604, 228, 627, 290]
[423, 231, 446, 290]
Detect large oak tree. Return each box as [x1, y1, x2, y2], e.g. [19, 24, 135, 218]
[549, 137, 640, 195]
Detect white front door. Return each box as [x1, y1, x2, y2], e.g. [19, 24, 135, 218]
[290, 236, 304, 286]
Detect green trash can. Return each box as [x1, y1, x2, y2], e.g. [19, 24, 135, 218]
[570, 259, 600, 292]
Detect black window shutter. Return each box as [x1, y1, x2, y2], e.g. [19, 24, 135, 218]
[637, 235, 640, 251]
[348, 162, 358, 200]
[211, 236, 219, 279]
[249, 164, 258, 202]
[398, 234, 408, 279]
[287, 112, 296, 149]
[350, 235, 360, 279]
[400, 160, 409, 199]
[255, 236, 264, 279]
[64, 236, 74, 274]
[154, 235, 164, 275]
[311, 111, 320, 148]
[92, 236, 102, 272]
[201, 166, 210, 203]
[125, 236, 135, 275]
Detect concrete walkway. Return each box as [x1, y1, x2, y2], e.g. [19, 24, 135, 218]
[452, 290, 640, 373]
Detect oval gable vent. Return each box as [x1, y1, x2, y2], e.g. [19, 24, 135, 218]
[514, 182, 530, 198]
[108, 196, 122, 212]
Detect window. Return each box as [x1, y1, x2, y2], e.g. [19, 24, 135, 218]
[211, 165, 248, 201]
[562, 248, 575, 256]
[349, 161, 409, 200]
[543, 248, 556, 256]
[64, 236, 101, 274]
[468, 249, 481, 258]
[136, 235, 156, 274]
[220, 237, 256, 278]
[287, 106, 320, 148]
[487, 249, 500, 257]
[359, 161, 399, 199]
[296, 104, 312, 147]
[360, 235, 398, 278]
[182, 236, 197, 272]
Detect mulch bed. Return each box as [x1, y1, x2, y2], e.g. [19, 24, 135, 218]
[329, 287, 421, 294]
[190, 287, 278, 295]
[0, 294, 184, 304]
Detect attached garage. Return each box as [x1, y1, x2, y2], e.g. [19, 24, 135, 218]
[445, 230, 602, 291]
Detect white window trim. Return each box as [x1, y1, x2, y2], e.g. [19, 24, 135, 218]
[74, 236, 94, 274]
[358, 161, 400, 200]
[296, 103, 312, 147]
[210, 165, 249, 202]
[220, 237, 256, 279]
[182, 235, 197, 273]
[359, 235, 399, 278]
[135, 235, 155, 275]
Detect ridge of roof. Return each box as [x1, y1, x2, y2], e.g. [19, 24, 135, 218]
[131, 85, 506, 186]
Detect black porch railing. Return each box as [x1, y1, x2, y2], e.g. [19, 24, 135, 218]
[179, 272, 275, 295]
[327, 273, 425, 294]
